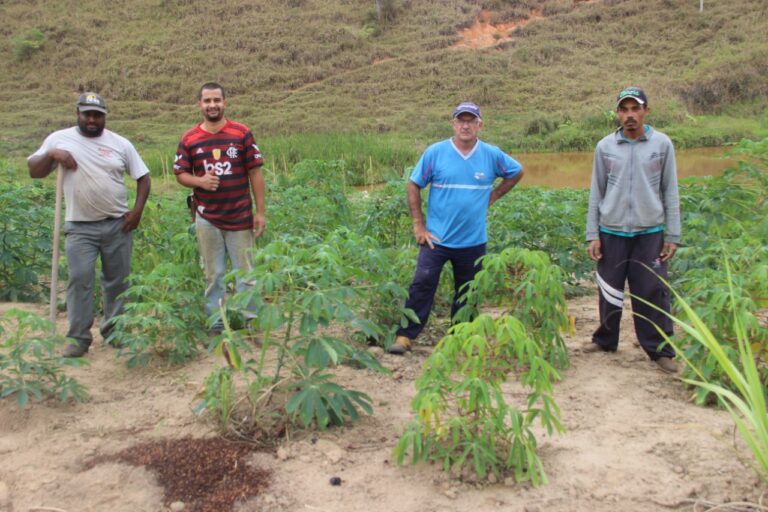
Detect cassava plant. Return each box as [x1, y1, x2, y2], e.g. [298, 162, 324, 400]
[0, 309, 88, 408]
[455, 248, 571, 369]
[671, 139, 768, 403]
[107, 259, 208, 367]
[197, 229, 393, 435]
[393, 313, 563, 485]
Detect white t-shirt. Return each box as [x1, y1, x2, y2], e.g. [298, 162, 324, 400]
[29, 127, 150, 222]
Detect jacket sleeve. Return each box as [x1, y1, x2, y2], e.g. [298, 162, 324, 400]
[660, 139, 681, 244]
[585, 144, 605, 241]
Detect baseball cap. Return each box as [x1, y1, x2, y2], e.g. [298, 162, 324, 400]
[77, 92, 108, 114]
[452, 101, 481, 119]
[616, 87, 648, 107]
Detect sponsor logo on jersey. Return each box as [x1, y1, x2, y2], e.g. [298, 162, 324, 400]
[203, 159, 232, 175]
[226, 146, 239, 159]
[212, 148, 221, 160]
[98, 148, 113, 158]
[474, 171, 485, 181]
[252, 143, 262, 158]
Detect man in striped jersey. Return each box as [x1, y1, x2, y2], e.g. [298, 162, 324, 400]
[174, 82, 266, 334]
[584, 86, 681, 373]
[388, 101, 524, 355]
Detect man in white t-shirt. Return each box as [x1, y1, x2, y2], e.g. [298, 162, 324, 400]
[28, 92, 151, 357]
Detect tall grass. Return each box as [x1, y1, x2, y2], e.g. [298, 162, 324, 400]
[642, 266, 768, 484]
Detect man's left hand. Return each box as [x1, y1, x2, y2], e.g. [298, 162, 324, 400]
[660, 242, 677, 262]
[122, 210, 143, 232]
[253, 213, 266, 238]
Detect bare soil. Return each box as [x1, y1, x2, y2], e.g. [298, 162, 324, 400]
[0, 294, 765, 512]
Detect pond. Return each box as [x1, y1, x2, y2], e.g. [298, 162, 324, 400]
[518, 147, 736, 189]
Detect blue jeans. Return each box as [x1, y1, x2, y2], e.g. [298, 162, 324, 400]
[397, 243, 486, 339]
[195, 216, 255, 327]
[64, 218, 132, 346]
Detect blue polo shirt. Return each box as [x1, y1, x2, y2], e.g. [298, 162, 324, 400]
[410, 138, 522, 248]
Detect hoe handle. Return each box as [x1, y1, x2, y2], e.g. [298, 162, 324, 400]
[49, 167, 63, 332]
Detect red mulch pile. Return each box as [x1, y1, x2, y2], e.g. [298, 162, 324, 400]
[86, 437, 271, 511]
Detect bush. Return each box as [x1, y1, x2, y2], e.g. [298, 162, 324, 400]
[0, 309, 88, 408]
[394, 314, 563, 484]
[11, 28, 45, 61]
[0, 182, 56, 302]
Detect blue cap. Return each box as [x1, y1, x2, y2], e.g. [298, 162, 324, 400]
[452, 101, 481, 119]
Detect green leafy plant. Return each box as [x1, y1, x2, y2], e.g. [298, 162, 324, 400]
[108, 260, 208, 367]
[0, 309, 88, 408]
[671, 139, 768, 402]
[11, 28, 45, 61]
[197, 229, 394, 434]
[456, 248, 571, 369]
[488, 187, 591, 293]
[0, 182, 56, 301]
[641, 262, 768, 484]
[393, 313, 563, 485]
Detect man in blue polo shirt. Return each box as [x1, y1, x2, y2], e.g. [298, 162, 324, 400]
[584, 86, 681, 373]
[388, 101, 524, 354]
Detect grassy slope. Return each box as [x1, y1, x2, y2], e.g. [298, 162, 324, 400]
[1, 0, 767, 171]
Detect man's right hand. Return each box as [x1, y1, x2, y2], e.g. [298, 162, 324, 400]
[413, 223, 440, 249]
[50, 149, 78, 171]
[587, 239, 602, 261]
[198, 170, 220, 191]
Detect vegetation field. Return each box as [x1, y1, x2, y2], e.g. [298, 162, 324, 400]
[1, 137, 766, 510]
[1, 0, 767, 509]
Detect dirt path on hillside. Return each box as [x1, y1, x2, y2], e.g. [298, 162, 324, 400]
[0, 294, 765, 512]
[451, 1, 599, 50]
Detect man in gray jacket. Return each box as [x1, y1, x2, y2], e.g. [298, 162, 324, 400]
[584, 86, 680, 373]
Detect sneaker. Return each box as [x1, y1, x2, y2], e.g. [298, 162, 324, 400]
[388, 335, 413, 355]
[655, 357, 679, 374]
[62, 343, 89, 358]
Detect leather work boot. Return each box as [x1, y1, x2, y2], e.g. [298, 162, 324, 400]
[388, 335, 413, 355]
[62, 342, 89, 358]
[655, 357, 679, 374]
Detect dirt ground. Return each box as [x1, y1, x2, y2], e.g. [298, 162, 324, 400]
[0, 294, 765, 512]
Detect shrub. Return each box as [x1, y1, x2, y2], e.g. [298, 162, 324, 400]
[0, 182, 55, 302]
[393, 314, 563, 484]
[0, 309, 88, 408]
[10, 28, 45, 61]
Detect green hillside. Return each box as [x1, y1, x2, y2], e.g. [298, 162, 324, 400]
[2, 0, 767, 169]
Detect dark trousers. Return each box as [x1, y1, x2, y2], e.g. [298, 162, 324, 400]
[397, 243, 485, 339]
[593, 231, 674, 359]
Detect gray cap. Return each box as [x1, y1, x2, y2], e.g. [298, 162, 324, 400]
[77, 92, 108, 114]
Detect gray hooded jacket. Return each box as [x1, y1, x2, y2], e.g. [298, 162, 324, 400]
[586, 126, 681, 244]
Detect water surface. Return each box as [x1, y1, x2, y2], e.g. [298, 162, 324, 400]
[517, 147, 735, 189]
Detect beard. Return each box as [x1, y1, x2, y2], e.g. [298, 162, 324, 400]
[204, 109, 224, 123]
[77, 118, 105, 137]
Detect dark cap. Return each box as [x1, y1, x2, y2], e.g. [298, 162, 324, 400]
[77, 92, 108, 114]
[616, 87, 648, 107]
[452, 101, 481, 119]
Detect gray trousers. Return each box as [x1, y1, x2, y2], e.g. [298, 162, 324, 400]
[64, 218, 132, 346]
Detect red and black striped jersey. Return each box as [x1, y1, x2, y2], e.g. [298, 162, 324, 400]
[174, 120, 264, 231]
